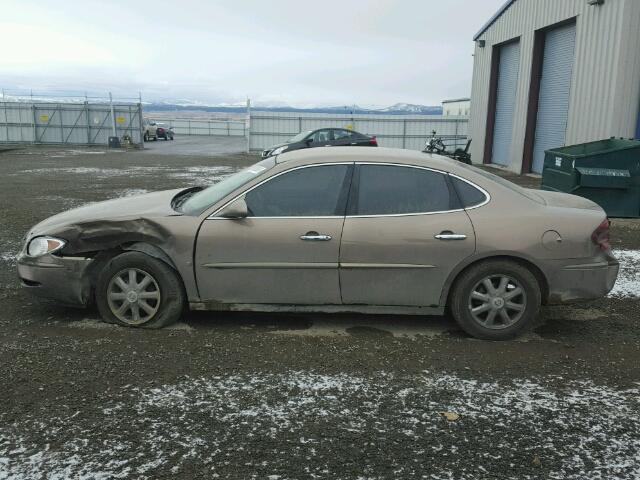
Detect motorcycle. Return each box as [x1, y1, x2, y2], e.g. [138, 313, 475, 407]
[423, 130, 472, 165]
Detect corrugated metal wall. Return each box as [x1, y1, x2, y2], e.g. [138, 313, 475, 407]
[469, 0, 640, 173]
[150, 118, 246, 137]
[249, 111, 469, 152]
[0, 102, 143, 145]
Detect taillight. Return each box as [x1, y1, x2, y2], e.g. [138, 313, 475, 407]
[591, 218, 611, 251]
[369, 136, 378, 146]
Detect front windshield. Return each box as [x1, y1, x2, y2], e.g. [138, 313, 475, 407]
[181, 158, 276, 215]
[286, 130, 312, 143]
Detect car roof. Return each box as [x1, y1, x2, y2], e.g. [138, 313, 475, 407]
[274, 146, 461, 173]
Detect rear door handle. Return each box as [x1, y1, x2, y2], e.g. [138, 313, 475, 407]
[435, 231, 467, 240]
[300, 231, 332, 241]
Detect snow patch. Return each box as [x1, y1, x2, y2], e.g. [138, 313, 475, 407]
[1, 372, 639, 479]
[609, 249, 640, 298]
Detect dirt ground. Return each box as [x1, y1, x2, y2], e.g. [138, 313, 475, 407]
[0, 139, 639, 479]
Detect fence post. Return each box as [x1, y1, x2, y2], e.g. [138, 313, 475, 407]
[138, 103, 144, 147]
[246, 98, 251, 153]
[59, 104, 64, 144]
[85, 102, 91, 145]
[298, 116, 302, 133]
[109, 92, 117, 140]
[188, 120, 191, 136]
[402, 119, 407, 149]
[32, 104, 37, 144]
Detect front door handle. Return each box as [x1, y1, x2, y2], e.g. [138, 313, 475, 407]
[435, 231, 467, 240]
[300, 231, 332, 241]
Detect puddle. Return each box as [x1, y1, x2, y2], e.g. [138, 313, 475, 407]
[269, 317, 451, 339]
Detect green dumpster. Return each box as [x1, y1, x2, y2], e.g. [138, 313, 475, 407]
[541, 138, 640, 218]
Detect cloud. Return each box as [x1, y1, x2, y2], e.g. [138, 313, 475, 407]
[0, 0, 505, 106]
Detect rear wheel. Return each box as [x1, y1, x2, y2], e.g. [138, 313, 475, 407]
[143, 132, 149, 142]
[450, 260, 541, 340]
[96, 252, 185, 328]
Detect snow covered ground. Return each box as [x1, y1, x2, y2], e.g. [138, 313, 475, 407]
[0, 372, 638, 479]
[609, 249, 640, 298]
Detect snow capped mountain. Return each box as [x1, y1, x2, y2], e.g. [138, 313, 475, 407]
[379, 103, 439, 114]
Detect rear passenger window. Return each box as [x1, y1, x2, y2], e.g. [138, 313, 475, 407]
[450, 176, 488, 208]
[354, 165, 455, 215]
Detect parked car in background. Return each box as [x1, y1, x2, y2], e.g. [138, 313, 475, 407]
[156, 124, 174, 141]
[17, 147, 618, 340]
[262, 128, 377, 158]
[142, 120, 158, 141]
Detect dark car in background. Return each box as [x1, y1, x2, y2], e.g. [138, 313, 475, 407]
[262, 128, 377, 158]
[156, 124, 174, 141]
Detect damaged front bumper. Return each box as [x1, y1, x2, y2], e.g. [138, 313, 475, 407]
[17, 253, 94, 306]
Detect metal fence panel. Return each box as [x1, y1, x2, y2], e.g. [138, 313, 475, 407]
[248, 111, 469, 152]
[150, 118, 246, 137]
[0, 102, 144, 146]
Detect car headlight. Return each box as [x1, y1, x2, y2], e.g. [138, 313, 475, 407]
[271, 146, 288, 155]
[26, 236, 66, 257]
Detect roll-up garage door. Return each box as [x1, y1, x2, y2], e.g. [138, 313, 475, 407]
[491, 41, 521, 166]
[531, 23, 576, 173]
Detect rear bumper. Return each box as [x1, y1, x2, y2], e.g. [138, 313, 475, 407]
[546, 257, 619, 304]
[17, 253, 94, 306]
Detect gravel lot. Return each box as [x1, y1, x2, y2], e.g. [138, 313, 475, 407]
[0, 139, 639, 479]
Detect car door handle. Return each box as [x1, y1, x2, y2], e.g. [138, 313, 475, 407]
[434, 231, 467, 240]
[300, 231, 332, 241]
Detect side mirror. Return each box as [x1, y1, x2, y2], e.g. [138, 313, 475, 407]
[218, 198, 249, 219]
[305, 138, 314, 145]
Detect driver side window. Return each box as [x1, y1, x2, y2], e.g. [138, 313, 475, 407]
[245, 164, 351, 217]
[311, 129, 333, 143]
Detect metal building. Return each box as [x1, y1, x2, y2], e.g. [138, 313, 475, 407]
[442, 98, 471, 117]
[469, 0, 640, 173]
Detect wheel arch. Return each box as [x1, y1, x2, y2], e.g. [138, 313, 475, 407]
[440, 253, 550, 307]
[83, 242, 186, 305]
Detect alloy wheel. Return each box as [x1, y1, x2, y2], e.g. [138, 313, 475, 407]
[107, 268, 161, 325]
[468, 275, 526, 330]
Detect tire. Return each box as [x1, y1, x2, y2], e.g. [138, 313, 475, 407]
[143, 132, 148, 142]
[449, 260, 541, 340]
[153, 136, 157, 141]
[95, 252, 185, 329]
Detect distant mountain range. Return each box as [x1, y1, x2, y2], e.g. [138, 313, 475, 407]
[146, 101, 443, 116]
[0, 93, 443, 115]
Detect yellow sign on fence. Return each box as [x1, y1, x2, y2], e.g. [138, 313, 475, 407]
[39, 114, 49, 123]
[116, 116, 126, 124]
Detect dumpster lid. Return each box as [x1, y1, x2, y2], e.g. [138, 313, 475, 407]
[575, 166, 630, 177]
[547, 138, 640, 158]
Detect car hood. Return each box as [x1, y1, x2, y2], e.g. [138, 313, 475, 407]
[30, 188, 184, 236]
[264, 142, 288, 152]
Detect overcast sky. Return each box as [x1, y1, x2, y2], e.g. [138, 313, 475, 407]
[0, 0, 505, 106]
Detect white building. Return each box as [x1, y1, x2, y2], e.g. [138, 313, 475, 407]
[442, 98, 470, 116]
[469, 0, 640, 173]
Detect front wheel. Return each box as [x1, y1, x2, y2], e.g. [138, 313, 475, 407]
[143, 132, 149, 142]
[449, 260, 541, 340]
[96, 252, 185, 328]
